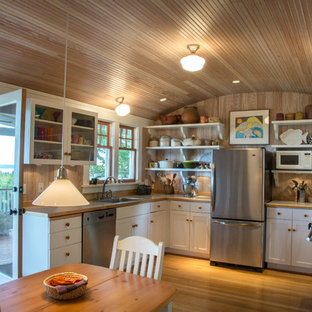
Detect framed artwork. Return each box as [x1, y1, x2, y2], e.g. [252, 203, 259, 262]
[229, 109, 269, 145]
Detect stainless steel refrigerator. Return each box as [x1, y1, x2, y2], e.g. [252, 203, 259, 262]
[210, 148, 271, 269]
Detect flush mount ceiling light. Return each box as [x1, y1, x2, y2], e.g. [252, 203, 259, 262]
[115, 97, 130, 116]
[33, 2, 89, 207]
[180, 44, 205, 72]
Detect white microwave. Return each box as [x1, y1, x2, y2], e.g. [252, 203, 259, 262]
[276, 151, 312, 170]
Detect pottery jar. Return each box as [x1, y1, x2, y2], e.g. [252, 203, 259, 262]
[305, 105, 312, 119]
[181, 106, 199, 124]
[159, 135, 170, 147]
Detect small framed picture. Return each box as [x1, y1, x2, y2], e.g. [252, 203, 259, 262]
[229, 109, 269, 145]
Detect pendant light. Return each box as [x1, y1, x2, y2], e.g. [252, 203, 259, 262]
[33, 2, 89, 207]
[115, 97, 130, 116]
[180, 44, 205, 72]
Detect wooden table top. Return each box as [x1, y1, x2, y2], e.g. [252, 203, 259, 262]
[0, 263, 176, 312]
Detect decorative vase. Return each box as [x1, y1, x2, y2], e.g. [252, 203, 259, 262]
[181, 106, 199, 124]
[297, 190, 306, 203]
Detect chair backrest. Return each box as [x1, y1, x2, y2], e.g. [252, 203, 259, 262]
[109, 235, 165, 280]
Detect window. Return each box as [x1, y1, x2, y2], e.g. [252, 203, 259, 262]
[118, 125, 136, 181]
[89, 121, 111, 181]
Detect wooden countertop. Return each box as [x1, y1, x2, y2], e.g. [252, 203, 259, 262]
[0, 263, 176, 312]
[266, 200, 312, 209]
[24, 194, 211, 218]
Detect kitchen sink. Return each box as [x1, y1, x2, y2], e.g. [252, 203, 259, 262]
[96, 197, 141, 203]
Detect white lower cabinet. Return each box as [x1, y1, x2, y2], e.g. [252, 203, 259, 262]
[266, 218, 292, 265]
[266, 207, 312, 270]
[148, 210, 169, 246]
[189, 212, 210, 254]
[170, 201, 210, 256]
[116, 201, 170, 247]
[116, 214, 149, 239]
[170, 210, 190, 250]
[23, 215, 82, 276]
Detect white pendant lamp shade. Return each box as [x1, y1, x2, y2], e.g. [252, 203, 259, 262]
[180, 44, 205, 72]
[32, 2, 89, 207]
[115, 97, 130, 116]
[32, 178, 89, 207]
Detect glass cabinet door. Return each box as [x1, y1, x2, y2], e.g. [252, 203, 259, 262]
[33, 104, 63, 163]
[69, 110, 96, 164]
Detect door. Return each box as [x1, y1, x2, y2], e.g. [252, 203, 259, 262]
[265, 219, 292, 265]
[148, 211, 167, 245]
[210, 219, 264, 267]
[189, 212, 210, 255]
[0, 89, 25, 283]
[291, 220, 312, 268]
[212, 149, 264, 221]
[170, 210, 189, 250]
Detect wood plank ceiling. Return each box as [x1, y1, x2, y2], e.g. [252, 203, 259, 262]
[0, 0, 312, 120]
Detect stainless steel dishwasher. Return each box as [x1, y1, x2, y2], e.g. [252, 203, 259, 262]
[82, 208, 116, 268]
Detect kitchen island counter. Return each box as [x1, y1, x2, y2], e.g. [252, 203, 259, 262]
[24, 194, 211, 218]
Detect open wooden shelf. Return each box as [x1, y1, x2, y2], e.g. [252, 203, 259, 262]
[145, 145, 221, 150]
[272, 119, 312, 140]
[145, 168, 211, 172]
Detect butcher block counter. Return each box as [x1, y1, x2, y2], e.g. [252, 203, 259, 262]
[24, 194, 211, 218]
[266, 201, 312, 209]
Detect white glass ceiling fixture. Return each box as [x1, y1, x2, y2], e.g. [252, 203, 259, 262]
[115, 97, 130, 116]
[180, 44, 205, 72]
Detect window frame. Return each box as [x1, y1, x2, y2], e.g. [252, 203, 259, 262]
[90, 121, 112, 183]
[118, 125, 136, 182]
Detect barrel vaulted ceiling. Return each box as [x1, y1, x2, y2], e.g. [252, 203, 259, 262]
[0, 0, 312, 120]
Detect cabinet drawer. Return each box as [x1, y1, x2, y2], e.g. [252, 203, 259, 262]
[267, 207, 292, 220]
[190, 202, 210, 213]
[117, 203, 150, 219]
[50, 228, 81, 250]
[50, 216, 81, 233]
[151, 201, 168, 213]
[170, 201, 190, 211]
[50, 243, 81, 268]
[293, 209, 312, 221]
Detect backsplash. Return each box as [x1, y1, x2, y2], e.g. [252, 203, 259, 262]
[23, 165, 83, 202]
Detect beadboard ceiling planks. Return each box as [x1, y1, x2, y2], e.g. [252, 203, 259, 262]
[0, 0, 312, 120]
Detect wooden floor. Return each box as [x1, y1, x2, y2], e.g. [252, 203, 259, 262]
[161, 254, 312, 312]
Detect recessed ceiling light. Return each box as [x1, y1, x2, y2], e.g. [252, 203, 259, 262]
[232, 80, 240, 84]
[160, 98, 167, 102]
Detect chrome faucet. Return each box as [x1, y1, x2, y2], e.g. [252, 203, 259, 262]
[101, 176, 117, 199]
[306, 223, 312, 242]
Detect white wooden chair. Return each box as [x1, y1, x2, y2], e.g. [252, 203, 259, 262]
[109, 235, 165, 280]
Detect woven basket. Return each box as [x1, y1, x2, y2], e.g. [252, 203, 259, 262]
[43, 272, 88, 300]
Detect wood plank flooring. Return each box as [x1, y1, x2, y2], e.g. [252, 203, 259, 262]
[161, 254, 312, 312]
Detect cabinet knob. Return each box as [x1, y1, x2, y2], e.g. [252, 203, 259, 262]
[277, 212, 281, 215]
[189, 219, 193, 222]
[65, 223, 70, 227]
[150, 220, 154, 223]
[132, 224, 138, 228]
[178, 205, 181, 208]
[304, 214, 308, 217]
[186, 218, 189, 222]
[157, 205, 160, 208]
[288, 229, 291, 231]
[198, 206, 202, 209]
[65, 252, 70, 256]
[292, 229, 296, 232]
[65, 236, 70, 240]
[64, 152, 68, 156]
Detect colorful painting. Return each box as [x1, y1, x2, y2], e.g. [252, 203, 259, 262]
[230, 110, 269, 145]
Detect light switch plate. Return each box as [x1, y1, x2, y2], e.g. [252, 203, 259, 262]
[38, 182, 44, 193]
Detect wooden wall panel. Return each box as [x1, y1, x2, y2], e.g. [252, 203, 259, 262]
[146, 91, 312, 199]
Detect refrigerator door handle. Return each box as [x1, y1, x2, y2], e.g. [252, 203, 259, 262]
[213, 220, 262, 228]
[211, 163, 216, 212]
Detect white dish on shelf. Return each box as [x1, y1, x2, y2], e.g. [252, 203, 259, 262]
[279, 129, 308, 145]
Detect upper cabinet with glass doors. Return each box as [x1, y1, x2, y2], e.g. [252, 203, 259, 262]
[24, 98, 97, 165]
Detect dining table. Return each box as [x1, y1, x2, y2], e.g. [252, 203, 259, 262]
[0, 263, 176, 311]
